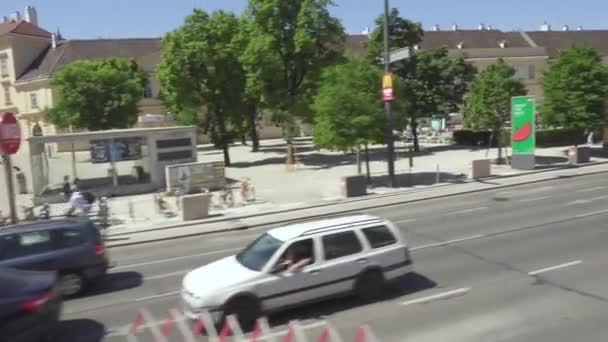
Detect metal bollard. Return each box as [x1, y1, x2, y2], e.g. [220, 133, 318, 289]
[435, 164, 440, 184]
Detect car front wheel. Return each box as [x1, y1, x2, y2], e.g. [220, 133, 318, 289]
[222, 295, 261, 332]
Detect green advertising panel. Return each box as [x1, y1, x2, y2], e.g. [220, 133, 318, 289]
[511, 96, 536, 154]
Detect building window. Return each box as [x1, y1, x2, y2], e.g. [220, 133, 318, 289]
[528, 64, 536, 80]
[0, 56, 8, 78]
[3, 85, 11, 106]
[143, 79, 153, 98]
[30, 93, 39, 109]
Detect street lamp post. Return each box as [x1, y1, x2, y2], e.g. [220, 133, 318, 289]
[383, 0, 396, 187]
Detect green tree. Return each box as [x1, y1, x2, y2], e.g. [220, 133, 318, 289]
[49, 58, 145, 130]
[158, 10, 247, 166]
[540, 46, 608, 139]
[396, 47, 477, 151]
[465, 59, 527, 162]
[241, 0, 346, 126]
[233, 16, 263, 152]
[312, 58, 385, 179]
[366, 8, 423, 65]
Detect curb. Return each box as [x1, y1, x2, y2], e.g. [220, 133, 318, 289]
[107, 165, 608, 248]
[107, 160, 608, 237]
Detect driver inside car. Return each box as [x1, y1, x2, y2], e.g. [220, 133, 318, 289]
[279, 240, 313, 273]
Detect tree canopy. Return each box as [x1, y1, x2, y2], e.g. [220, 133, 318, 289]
[366, 8, 423, 65]
[48, 58, 145, 130]
[241, 0, 346, 123]
[157, 9, 246, 166]
[395, 47, 477, 150]
[465, 59, 527, 160]
[540, 46, 608, 131]
[312, 58, 385, 150]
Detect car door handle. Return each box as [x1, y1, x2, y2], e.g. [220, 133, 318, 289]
[307, 269, 321, 275]
[356, 258, 368, 263]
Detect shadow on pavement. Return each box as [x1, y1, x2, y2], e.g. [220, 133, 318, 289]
[80, 271, 143, 298]
[268, 272, 436, 327]
[54, 319, 105, 342]
[371, 172, 467, 188]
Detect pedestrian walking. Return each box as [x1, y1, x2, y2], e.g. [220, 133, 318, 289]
[65, 185, 95, 216]
[587, 129, 594, 145]
[62, 176, 72, 201]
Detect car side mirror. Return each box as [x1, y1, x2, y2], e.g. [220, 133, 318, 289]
[271, 262, 288, 274]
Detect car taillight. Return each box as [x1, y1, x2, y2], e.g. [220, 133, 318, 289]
[94, 243, 106, 256]
[22, 290, 55, 312]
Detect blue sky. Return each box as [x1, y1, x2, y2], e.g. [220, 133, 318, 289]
[1, 0, 606, 39]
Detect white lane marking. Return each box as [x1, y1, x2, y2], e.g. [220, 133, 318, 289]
[395, 218, 417, 224]
[112, 248, 241, 270]
[575, 209, 608, 218]
[143, 270, 189, 281]
[565, 199, 591, 206]
[591, 195, 608, 201]
[446, 206, 488, 215]
[401, 288, 471, 306]
[411, 235, 485, 251]
[135, 291, 180, 302]
[519, 196, 550, 203]
[576, 186, 606, 193]
[528, 260, 583, 276]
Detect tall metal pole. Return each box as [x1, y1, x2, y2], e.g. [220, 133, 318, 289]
[2, 154, 18, 224]
[383, 0, 396, 187]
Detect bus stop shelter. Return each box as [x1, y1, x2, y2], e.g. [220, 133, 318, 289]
[28, 126, 197, 204]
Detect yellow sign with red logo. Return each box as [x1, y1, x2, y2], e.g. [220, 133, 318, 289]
[382, 72, 394, 101]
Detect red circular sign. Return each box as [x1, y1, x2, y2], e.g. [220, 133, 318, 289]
[0, 112, 21, 155]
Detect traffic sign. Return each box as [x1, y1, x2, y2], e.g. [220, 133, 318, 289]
[382, 73, 394, 102]
[0, 112, 21, 155]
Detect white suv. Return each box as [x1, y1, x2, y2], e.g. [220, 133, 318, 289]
[181, 214, 412, 327]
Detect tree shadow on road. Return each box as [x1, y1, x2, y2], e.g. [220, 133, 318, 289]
[267, 272, 437, 327]
[54, 319, 106, 342]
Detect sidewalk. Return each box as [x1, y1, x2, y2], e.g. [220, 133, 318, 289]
[104, 161, 608, 247]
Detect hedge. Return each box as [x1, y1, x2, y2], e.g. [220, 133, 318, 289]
[453, 128, 589, 147]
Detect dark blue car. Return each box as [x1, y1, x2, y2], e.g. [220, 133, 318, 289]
[0, 267, 62, 342]
[0, 218, 110, 297]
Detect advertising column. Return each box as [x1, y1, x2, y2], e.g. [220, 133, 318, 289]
[511, 96, 536, 170]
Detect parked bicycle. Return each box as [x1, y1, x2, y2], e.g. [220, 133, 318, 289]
[216, 184, 235, 208]
[21, 203, 51, 221]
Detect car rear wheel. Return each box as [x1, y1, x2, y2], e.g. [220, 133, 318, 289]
[58, 273, 84, 297]
[354, 269, 385, 302]
[223, 295, 261, 331]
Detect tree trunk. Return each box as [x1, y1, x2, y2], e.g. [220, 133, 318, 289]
[495, 130, 504, 165]
[222, 142, 231, 167]
[365, 143, 371, 183]
[217, 114, 231, 167]
[240, 134, 247, 146]
[356, 146, 362, 175]
[411, 120, 420, 152]
[247, 105, 260, 152]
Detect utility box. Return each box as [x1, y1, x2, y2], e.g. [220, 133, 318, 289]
[469, 159, 491, 179]
[179, 193, 212, 221]
[342, 175, 367, 198]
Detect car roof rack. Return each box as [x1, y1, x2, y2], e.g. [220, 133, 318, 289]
[299, 217, 384, 237]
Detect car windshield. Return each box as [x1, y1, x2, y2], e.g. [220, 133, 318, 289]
[236, 233, 283, 271]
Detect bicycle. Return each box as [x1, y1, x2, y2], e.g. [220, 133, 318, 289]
[217, 185, 235, 208]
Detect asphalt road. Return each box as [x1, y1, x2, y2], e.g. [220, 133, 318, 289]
[53, 172, 608, 342]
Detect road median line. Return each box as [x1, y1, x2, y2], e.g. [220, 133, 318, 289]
[401, 288, 471, 306]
